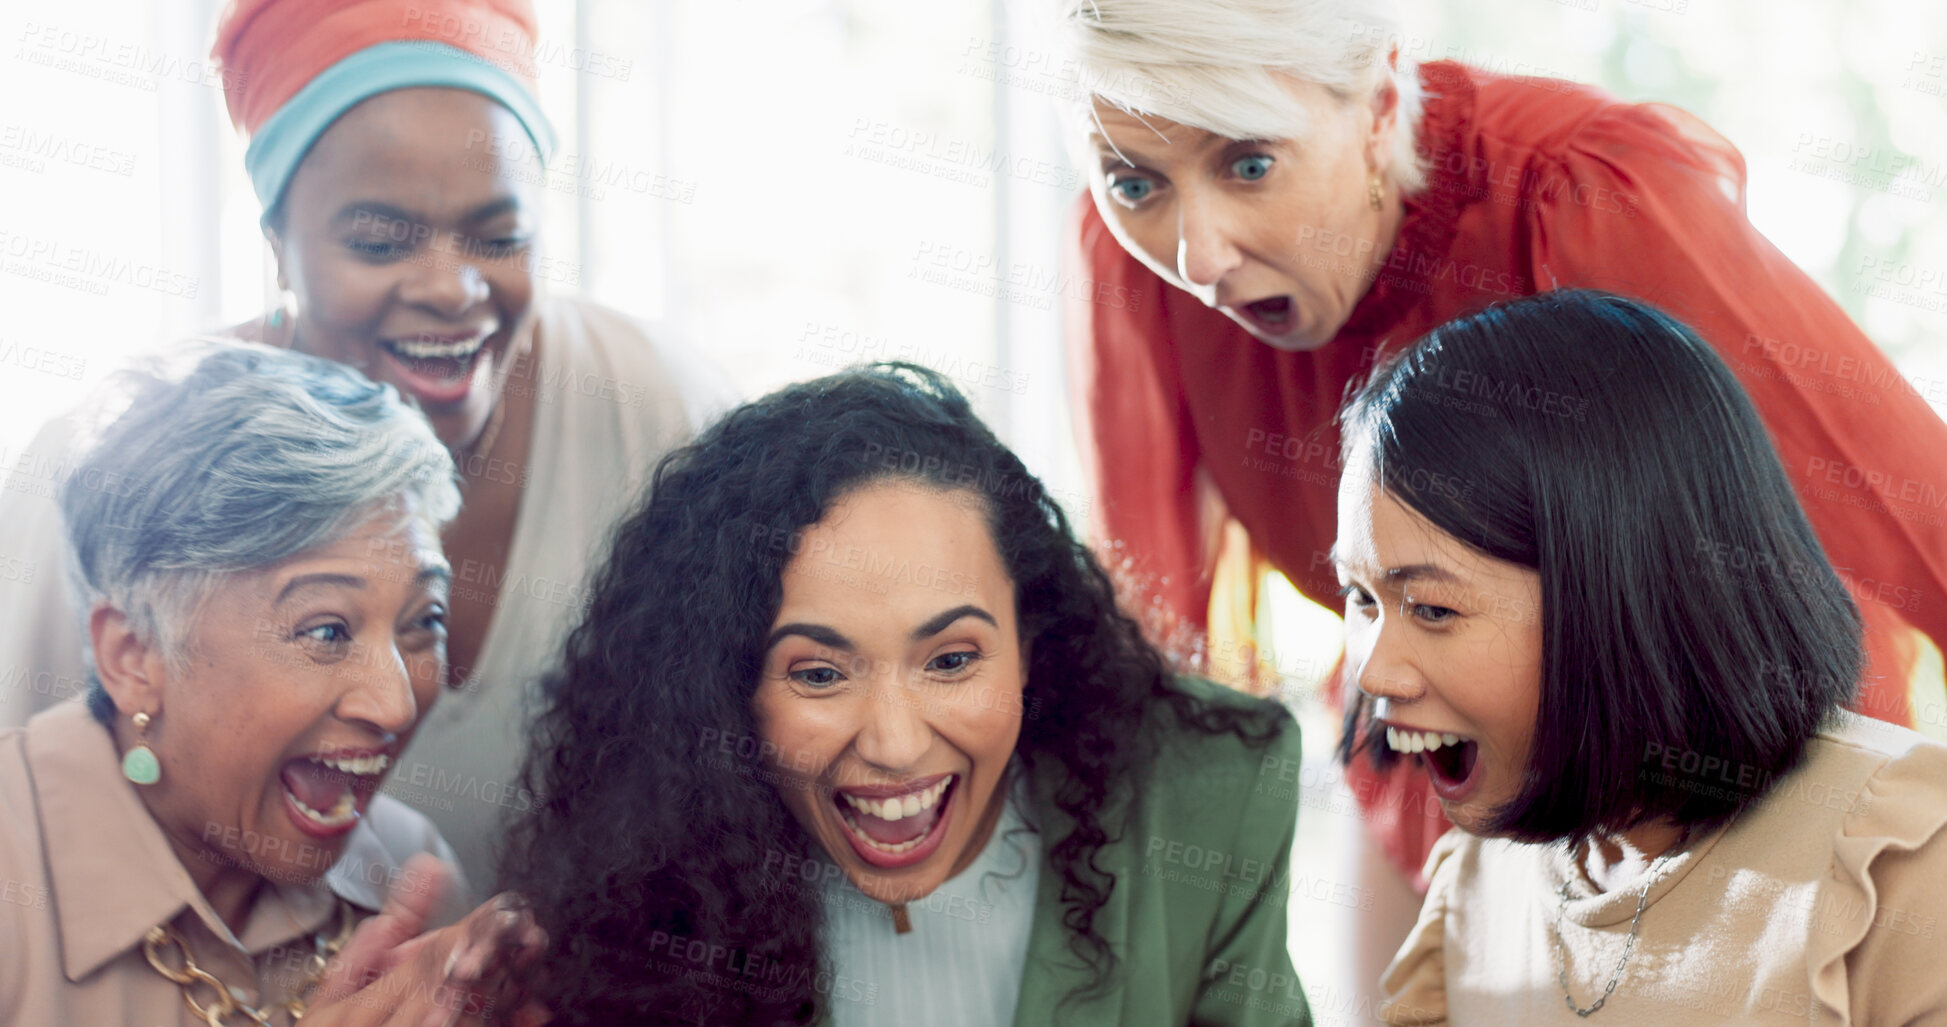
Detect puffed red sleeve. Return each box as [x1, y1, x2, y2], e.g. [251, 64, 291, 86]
[1519, 100, 1947, 723]
[1064, 194, 1215, 635]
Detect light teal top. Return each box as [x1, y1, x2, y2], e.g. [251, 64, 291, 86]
[823, 772, 1039, 1026]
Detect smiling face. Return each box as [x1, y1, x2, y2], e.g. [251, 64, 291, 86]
[269, 87, 543, 450]
[131, 506, 452, 887]
[1334, 471, 1543, 836]
[1084, 77, 1401, 351]
[752, 482, 1027, 906]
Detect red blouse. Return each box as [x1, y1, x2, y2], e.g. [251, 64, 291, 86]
[1066, 60, 1947, 884]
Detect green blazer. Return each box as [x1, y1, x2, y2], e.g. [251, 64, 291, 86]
[813, 678, 1308, 1026]
[1004, 677, 1310, 1026]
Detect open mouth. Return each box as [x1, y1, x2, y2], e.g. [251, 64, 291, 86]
[830, 774, 956, 869]
[1236, 295, 1295, 334]
[278, 750, 392, 839]
[376, 334, 490, 405]
[1385, 724, 1480, 801]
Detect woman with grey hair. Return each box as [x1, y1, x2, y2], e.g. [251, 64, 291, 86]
[0, 0, 735, 884]
[0, 343, 541, 1026]
[1053, 0, 1947, 988]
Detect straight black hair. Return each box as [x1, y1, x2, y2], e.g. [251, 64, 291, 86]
[1337, 290, 1862, 842]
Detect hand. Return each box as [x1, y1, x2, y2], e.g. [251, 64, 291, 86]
[304, 854, 549, 1026]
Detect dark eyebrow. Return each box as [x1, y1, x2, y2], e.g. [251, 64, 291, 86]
[1385, 564, 1462, 587]
[330, 197, 522, 231]
[461, 196, 521, 224]
[332, 202, 418, 230]
[416, 565, 453, 592]
[275, 573, 366, 606]
[766, 623, 854, 653]
[1327, 549, 1463, 588]
[911, 605, 997, 641]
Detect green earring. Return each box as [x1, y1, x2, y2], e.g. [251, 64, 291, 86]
[122, 711, 160, 786]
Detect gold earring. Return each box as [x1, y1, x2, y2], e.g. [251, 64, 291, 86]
[122, 711, 161, 786]
[1368, 172, 1385, 211]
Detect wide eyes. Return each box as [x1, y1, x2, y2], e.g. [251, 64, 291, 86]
[1107, 173, 1156, 207]
[1102, 151, 1274, 210]
[1231, 154, 1274, 181]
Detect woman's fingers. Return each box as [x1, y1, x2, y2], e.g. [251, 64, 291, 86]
[306, 889, 546, 1027]
[314, 854, 455, 1002]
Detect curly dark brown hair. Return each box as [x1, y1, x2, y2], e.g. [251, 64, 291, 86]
[500, 364, 1283, 1025]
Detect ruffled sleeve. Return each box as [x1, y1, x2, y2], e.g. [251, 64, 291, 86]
[1516, 98, 1947, 725]
[1808, 724, 1947, 1022]
[1379, 829, 1467, 1025]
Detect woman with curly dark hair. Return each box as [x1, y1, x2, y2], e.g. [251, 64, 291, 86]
[499, 365, 1309, 1025]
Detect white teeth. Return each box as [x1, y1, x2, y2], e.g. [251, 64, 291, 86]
[840, 777, 950, 820]
[1387, 728, 1467, 754]
[316, 754, 390, 776]
[289, 786, 358, 827]
[848, 829, 926, 855]
[387, 338, 484, 360]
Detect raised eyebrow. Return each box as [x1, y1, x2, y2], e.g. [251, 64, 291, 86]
[765, 623, 854, 653]
[910, 605, 998, 641]
[275, 572, 365, 606]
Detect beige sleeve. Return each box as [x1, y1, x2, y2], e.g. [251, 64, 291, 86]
[1378, 830, 1465, 1025]
[1835, 735, 1947, 1024]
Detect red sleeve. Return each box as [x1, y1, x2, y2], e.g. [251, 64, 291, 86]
[1064, 194, 1215, 636]
[1520, 100, 1947, 725]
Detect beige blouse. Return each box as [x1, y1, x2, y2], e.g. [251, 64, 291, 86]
[0, 704, 468, 1026]
[1381, 711, 1947, 1025]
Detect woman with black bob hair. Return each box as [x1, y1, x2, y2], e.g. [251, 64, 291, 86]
[501, 365, 1309, 1025]
[1337, 290, 1947, 1023]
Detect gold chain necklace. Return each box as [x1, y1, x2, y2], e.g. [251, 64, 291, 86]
[142, 898, 356, 1026]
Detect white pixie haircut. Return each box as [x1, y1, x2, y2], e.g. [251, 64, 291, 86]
[1056, 0, 1429, 194]
[60, 341, 461, 702]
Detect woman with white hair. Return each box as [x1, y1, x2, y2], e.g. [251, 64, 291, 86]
[1052, 0, 1947, 977]
[0, 344, 541, 1025]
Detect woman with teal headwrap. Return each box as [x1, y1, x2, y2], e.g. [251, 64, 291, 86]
[0, 0, 737, 887]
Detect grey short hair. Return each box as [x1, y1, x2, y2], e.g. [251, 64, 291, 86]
[1055, 0, 1428, 194]
[61, 341, 461, 720]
